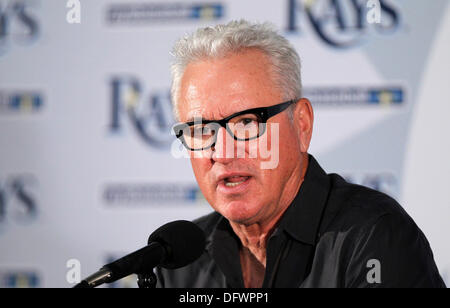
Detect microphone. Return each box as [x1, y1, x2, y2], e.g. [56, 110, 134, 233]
[73, 220, 206, 288]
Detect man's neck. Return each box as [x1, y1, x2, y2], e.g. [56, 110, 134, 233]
[229, 154, 309, 266]
[230, 217, 280, 265]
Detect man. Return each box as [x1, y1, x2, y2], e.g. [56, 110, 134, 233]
[156, 20, 445, 288]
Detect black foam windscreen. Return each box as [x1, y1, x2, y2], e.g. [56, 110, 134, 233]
[147, 220, 206, 269]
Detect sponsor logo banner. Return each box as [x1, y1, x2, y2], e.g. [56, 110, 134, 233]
[106, 2, 224, 25]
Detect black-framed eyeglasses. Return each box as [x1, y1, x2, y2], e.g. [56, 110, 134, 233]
[173, 99, 298, 151]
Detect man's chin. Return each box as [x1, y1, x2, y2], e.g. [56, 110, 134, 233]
[219, 200, 262, 225]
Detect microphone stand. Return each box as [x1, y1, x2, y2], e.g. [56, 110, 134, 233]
[137, 272, 157, 288]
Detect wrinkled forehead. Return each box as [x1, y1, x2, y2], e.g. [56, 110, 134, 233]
[177, 50, 282, 122]
[186, 106, 209, 122]
[182, 96, 259, 123]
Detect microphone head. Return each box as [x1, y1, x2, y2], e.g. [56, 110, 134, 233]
[148, 220, 206, 269]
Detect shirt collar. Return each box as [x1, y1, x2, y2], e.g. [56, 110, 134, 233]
[280, 154, 331, 245]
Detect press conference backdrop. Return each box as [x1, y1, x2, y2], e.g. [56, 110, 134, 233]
[0, 0, 449, 288]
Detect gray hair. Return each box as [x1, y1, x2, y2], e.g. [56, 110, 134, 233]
[170, 19, 302, 120]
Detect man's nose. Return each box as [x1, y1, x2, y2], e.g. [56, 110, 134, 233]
[211, 126, 235, 164]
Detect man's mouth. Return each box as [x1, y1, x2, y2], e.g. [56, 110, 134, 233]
[216, 173, 253, 194]
[224, 176, 250, 187]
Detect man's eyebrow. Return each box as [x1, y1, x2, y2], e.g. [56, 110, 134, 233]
[186, 116, 207, 122]
[186, 107, 249, 122]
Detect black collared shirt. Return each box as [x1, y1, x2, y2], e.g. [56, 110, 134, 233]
[156, 155, 446, 288]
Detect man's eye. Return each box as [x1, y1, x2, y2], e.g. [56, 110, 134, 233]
[239, 118, 258, 126]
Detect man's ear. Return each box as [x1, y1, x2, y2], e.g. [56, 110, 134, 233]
[293, 98, 314, 153]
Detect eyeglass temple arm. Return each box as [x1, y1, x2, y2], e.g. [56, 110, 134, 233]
[266, 99, 297, 118]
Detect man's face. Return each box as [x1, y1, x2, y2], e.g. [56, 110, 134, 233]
[178, 49, 312, 226]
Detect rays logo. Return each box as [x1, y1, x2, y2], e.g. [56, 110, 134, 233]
[109, 76, 175, 149]
[0, 0, 39, 56]
[286, 0, 400, 48]
[0, 174, 38, 232]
